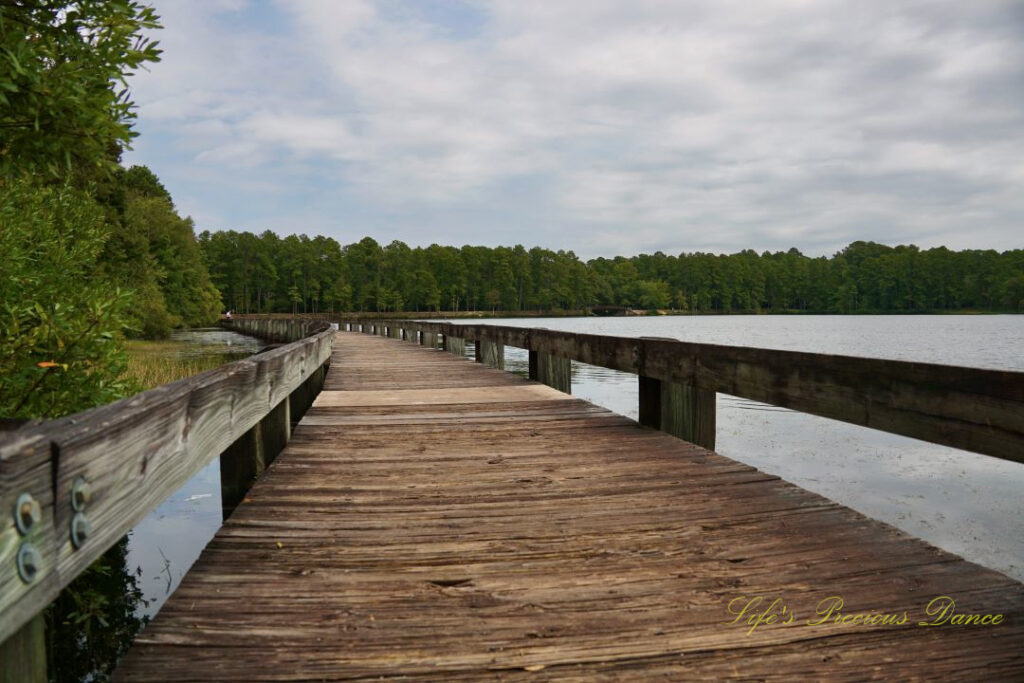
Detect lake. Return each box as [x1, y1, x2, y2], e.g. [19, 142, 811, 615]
[127, 315, 1024, 624]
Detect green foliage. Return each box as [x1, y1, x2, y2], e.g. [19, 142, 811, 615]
[96, 195, 177, 338]
[123, 195, 221, 327]
[122, 164, 172, 204]
[0, 178, 134, 419]
[87, 165, 222, 337]
[0, 0, 161, 180]
[200, 231, 1024, 315]
[636, 280, 671, 310]
[0, 6, 191, 680]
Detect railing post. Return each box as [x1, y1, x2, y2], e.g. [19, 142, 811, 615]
[289, 363, 325, 428]
[475, 339, 504, 369]
[638, 376, 716, 450]
[261, 397, 291, 468]
[529, 350, 571, 393]
[220, 423, 265, 520]
[443, 334, 465, 356]
[638, 375, 661, 429]
[221, 360, 330, 521]
[0, 614, 45, 683]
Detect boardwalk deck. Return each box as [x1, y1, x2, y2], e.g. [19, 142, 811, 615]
[115, 332, 1024, 681]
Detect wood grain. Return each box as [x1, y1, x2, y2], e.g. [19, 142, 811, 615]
[0, 433, 59, 648]
[0, 325, 333, 645]
[365, 320, 1024, 462]
[115, 331, 1024, 681]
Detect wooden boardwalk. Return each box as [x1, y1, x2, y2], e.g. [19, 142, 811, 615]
[116, 332, 1024, 680]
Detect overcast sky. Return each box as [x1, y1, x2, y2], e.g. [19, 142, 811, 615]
[124, 0, 1024, 259]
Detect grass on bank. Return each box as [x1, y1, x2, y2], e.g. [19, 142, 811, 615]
[123, 340, 251, 391]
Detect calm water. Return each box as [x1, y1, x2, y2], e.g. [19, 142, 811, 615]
[453, 315, 1024, 582]
[126, 328, 261, 619]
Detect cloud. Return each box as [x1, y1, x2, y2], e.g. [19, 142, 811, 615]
[123, 0, 1024, 257]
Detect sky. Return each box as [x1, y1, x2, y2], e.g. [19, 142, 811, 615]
[123, 0, 1024, 259]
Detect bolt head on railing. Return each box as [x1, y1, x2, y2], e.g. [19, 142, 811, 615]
[16, 542, 41, 584]
[14, 492, 41, 535]
[71, 476, 92, 512]
[70, 513, 91, 549]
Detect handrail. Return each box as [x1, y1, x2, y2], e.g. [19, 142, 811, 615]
[0, 318, 334, 647]
[346, 318, 1023, 464]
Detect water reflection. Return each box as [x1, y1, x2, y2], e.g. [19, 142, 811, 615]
[127, 461, 222, 620]
[47, 538, 148, 682]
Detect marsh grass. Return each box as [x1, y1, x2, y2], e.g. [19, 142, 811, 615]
[124, 340, 251, 391]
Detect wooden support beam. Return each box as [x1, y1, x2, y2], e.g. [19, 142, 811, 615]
[443, 335, 465, 356]
[638, 375, 716, 450]
[220, 423, 264, 520]
[289, 377, 310, 428]
[0, 614, 45, 683]
[474, 339, 504, 369]
[638, 375, 661, 430]
[289, 363, 325, 427]
[529, 351, 571, 394]
[421, 332, 438, 349]
[260, 398, 290, 468]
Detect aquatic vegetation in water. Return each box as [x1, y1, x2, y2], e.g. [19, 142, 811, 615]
[123, 340, 252, 391]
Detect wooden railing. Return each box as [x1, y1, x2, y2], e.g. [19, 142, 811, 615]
[342, 318, 1023, 464]
[0, 318, 334, 676]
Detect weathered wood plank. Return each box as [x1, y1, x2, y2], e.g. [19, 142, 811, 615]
[220, 422, 264, 520]
[0, 433, 58, 648]
[529, 350, 571, 394]
[313, 385, 564, 407]
[443, 335, 465, 356]
[0, 326, 334, 641]
[660, 380, 716, 450]
[475, 339, 504, 370]
[114, 331, 1024, 681]
[0, 614, 45, 683]
[384, 321, 1024, 462]
[260, 398, 291, 468]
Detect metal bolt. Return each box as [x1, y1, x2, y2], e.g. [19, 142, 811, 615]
[70, 513, 91, 549]
[16, 543, 41, 584]
[14, 492, 41, 535]
[71, 476, 91, 512]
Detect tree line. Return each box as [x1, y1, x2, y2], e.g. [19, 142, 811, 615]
[200, 232, 1024, 315]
